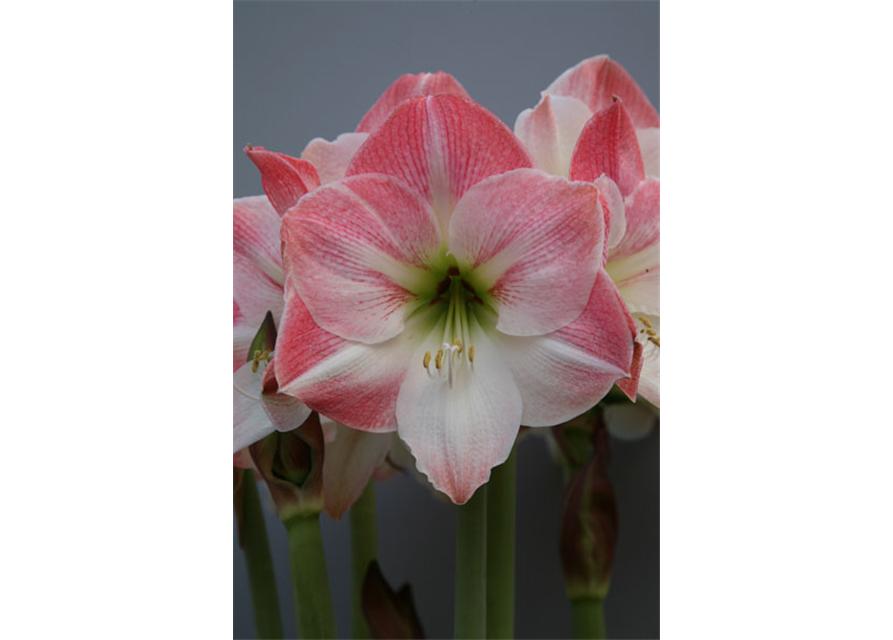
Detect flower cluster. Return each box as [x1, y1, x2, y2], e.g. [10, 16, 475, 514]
[234, 56, 659, 507]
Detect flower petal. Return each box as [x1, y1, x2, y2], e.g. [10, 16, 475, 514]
[513, 93, 592, 177]
[281, 174, 443, 344]
[546, 55, 660, 129]
[395, 318, 522, 504]
[610, 177, 659, 261]
[234, 362, 276, 452]
[449, 169, 603, 337]
[569, 99, 645, 197]
[244, 145, 321, 217]
[233, 196, 284, 332]
[633, 313, 660, 407]
[356, 72, 470, 133]
[322, 425, 392, 520]
[496, 270, 636, 427]
[259, 362, 312, 433]
[347, 95, 532, 232]
[301, 132, 369, 184]
[637, 128, 660, 177]
[594, 175, 625, 253]
[275, 292, 422, 433]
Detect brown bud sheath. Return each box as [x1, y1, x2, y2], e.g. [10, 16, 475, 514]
[559, 458, 618, 600]
[248, 412, 325, 522]
[361, 561, 425, 639]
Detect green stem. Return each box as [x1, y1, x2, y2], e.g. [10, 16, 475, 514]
[285, 514, 337, 639]
[454, 485, 488, 639]
[571, 598, 606, 639]
[350, 482, 379, 638]
[239, 472, 284, 639]
[486, 449, 516, 639]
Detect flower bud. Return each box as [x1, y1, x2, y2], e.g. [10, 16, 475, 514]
[559, 457, 618, 600]
[248, 412, 325, 521]
[362, 561, 425, 639]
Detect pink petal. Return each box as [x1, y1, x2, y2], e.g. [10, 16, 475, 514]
[449, 169, 603, 337]
[513, 93, 592, 176]
[259, 362, 312, 433]
[347, 95, 532, 230]
[497, 270, 636, 427]
[395, 318, 522, 504]
[281, 174, 443, 344]
[637, 128, 660, 177]
[274, 292, 417, 433]
[594, 175, 626, 254]
[616, 340, 644, 401]
[301, 132, 368, 184]
[546, 55, 660, 129]
[356, 72, 470, 133]
[244, 145, 321, 217]
[569, 99, 645, 197]
[629, 314, 660, 407]
[610, 177, 659, 261]
[322, 425, 392, 520]
[233, 196, 284, 332]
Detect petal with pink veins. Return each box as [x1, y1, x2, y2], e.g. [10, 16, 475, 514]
[347, 95, 532, 232]
[396, 318, 522, 504]
[356, 72, 470, 134]
[275, 292, 425, 433]
[281, 174, 443, 344]
[637, 128, 660, 178]
[546, 55, 660, 129]
[450, 169, 603, 337]
[244, 146, 321, 217]
[301, 132, 369, 184]
[634, 313, 660, 407]
[233, 196, 284, 332]
[322, 425, 392, 520]
[259, 362, 312, 434]
[569, 100, 645, 198]
[496, 270, 635, 427]
[513, 93, 592, 177]
[610, 177, 659, 262]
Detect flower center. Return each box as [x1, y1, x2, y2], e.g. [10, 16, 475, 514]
[420, 270, 482, 387]
[635, 315, 659, 349]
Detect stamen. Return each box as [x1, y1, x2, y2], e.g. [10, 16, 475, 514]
[638, 317, 653, 329]
[454, 338, 463, 353]
[423, 351, 431, 369]
[648, 336, 660, 348]
[646, 329, 656, 336]
[435, 349, 444, 370]
[468, 345, 475, 363]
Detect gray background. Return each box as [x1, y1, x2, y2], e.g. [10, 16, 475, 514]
[233, 0, 893, 640]
[234, 2, 659, 638]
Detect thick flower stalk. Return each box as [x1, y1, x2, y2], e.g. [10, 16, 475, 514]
[272, 94, 639, 504]
[514, 56, 660, 408]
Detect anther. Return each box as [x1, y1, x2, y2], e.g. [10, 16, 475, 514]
[454, 338, 463, 353]
[648, 336, 660, 347]
[423, 351, 431, 369]
[435, 349, 444, 370]
[468, 345, 475, 363]
[646, 329, 656, 336]
[639, 317, 652, 329]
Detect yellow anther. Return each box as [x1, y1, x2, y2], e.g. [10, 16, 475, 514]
[639, 317, 653, 329]
[646, 329, 656, 336]
[435, 349, 444, 370]
[468, 345, 475, 363]
[454, 338, 463, 353]
[251, 360, 259, 373]
[648, 336, 660, 348]
[423, 351, 431, 369]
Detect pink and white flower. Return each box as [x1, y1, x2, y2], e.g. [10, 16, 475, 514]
[233, 72, 469, 513]
[275, 94, 638, 504]
[514, 58, 660, 408]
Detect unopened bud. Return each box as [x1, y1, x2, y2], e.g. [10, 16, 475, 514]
[559, 458, 618, 600]
[362, 561, 425, 639]
[249, 413, 325, 521]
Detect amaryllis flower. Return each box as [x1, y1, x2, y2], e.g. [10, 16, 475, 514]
[274, 94, 638, 503]
[514, 58, 660, 408]
[234, 71, 470, 509]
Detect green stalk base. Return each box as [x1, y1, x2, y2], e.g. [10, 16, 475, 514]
[350, 482, 379, 639]
[571, 597, 606, 639]
[486, 449, 516, 639]
[285, 514, 337, 639]
[454, 485, 488, 639]
[239, 472, 284, 639]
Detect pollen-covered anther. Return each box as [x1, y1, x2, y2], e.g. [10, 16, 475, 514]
[251, 349, 273, 373]
[638, 317, 653, 329]
[468, 345, 475, 363]
[453, 338, 463, 353]
[648, 336, 660, 348]
[423, 351, 432, 369]
[435, 349, 444, 370]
